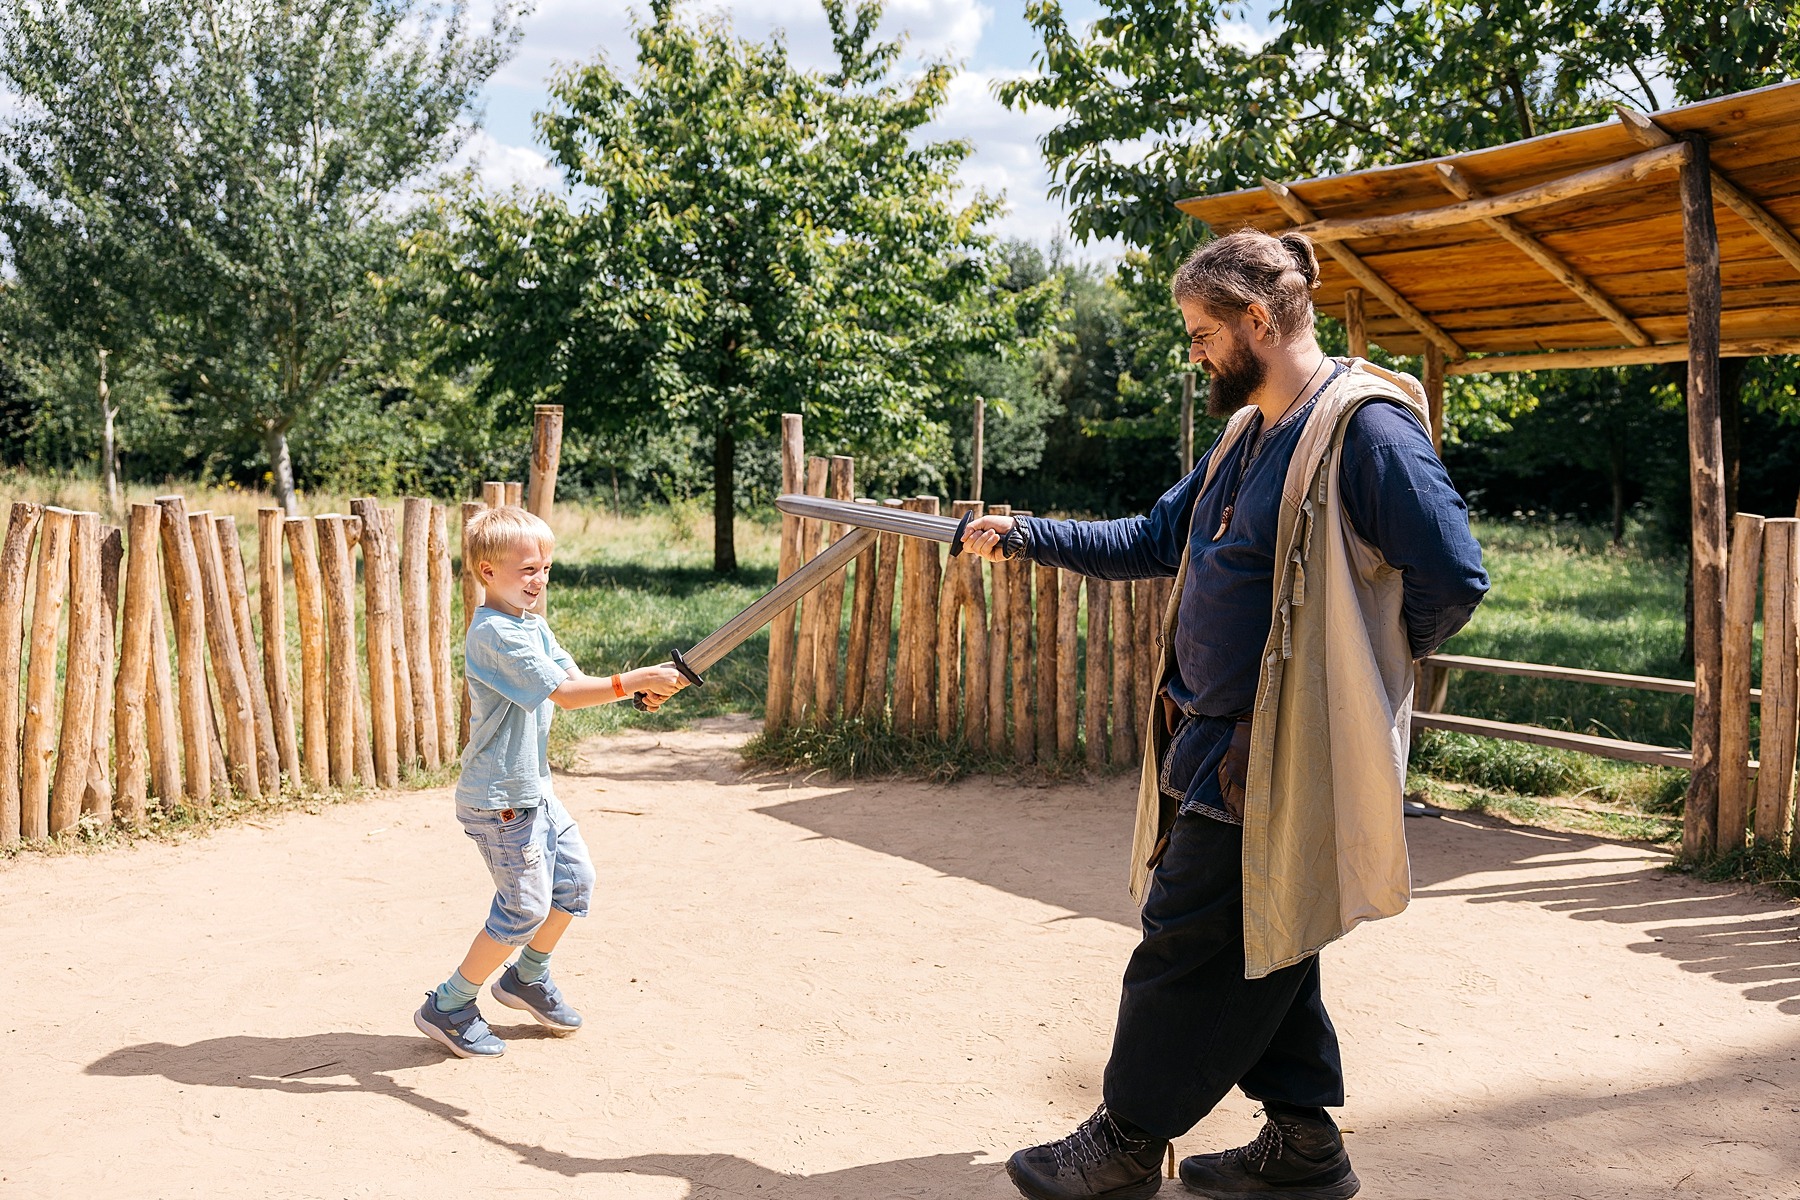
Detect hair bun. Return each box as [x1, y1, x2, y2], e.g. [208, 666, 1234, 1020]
[1278, 231, 1322, 290]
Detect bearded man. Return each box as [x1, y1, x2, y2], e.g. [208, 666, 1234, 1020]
[962, 229, 1489, 1200]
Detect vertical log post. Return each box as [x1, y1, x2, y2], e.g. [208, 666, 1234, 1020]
[403, 498, 441, 770]
[0, 502, 43, 845]
[190, 513, 261, 801]
[144, 526, 182, 809]
[156, 496, 212, 806]
[985, 505, 1011, 755]
[791, 457, 831, 725]
[1344, 288, 1367, 359]
[1682, 132, 1727, 861]
[482, 481, 506, 509]
[217, 516, 279, 790]
[378, 507, 417, 770]
[83, 525, 123, 823]
[285, 517, 330, 787]
[1084, 575, 1111, 768]
[50, 512, 103, 834]
[258, 510, 301, 784]
[1110, 579, 1137, 766]
[958, 503, 988, 752]
[972, 397, 985, 502]
[842, 498, 881, 719]
[912, 497, 942, 736]
[1134, 578, 1158, 738]
[893, 498, 921, 737]
[1180, 374, 1196, 476]
[1719, 512, 1764, 851]
[459, 500, 484, 750]
[1057, 570, 1081, 758]
[116, 505, 161, 828]
[1754, 519, 1799, 848]
[528, 404, 564, 519]
[1035, 560, 1059, 762]
[1009, 512, 1034, 764]
[429, 504, 456, 760]
[21, 508, 73, 838]
[938, 501, 979, 742]
[1422, 344, 1446, 456]
[815, 457, 855, 722]
[766, 414, 805, 732]
[860, 502, 904, 723]
[504, 482, 523, 508]
[314, 516, 360, 787]
[351, 500, 400, 788]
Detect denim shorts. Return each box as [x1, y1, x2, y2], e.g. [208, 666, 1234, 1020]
[455, 792, 595, 946]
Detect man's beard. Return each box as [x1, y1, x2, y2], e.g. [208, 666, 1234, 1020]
[1203, 336, 1267, 418]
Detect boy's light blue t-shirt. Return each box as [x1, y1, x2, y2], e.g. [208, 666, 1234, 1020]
[457, 607, 577, 809]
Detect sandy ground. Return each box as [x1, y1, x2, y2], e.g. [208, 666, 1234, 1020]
[3, 714, 1799, 1200]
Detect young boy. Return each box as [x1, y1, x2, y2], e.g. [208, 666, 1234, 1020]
[415, 505, 686, 1058]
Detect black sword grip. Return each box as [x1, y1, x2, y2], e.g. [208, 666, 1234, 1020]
[948, 509, 976, 557]
[633, 647, 708, 711]
[998, 523, 1028, 560]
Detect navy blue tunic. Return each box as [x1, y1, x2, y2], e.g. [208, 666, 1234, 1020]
[1020, 388, 1489, 820]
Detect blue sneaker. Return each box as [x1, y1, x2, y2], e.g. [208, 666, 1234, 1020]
[413, 993, 506, 1058]
[490, 964, 583, 1035]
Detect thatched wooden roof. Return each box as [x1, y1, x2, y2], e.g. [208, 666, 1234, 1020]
[1173, 80, 1800, 374]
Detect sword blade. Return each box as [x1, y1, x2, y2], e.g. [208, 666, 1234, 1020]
[680, 524, 879, 675]
[774, 494, 971, 550]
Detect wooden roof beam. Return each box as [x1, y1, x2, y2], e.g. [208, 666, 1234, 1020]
[1261, 178, 1466, 360]
[1434, 162, 1654, 347]
[1287, 142, 1688, 243]
[1445, 336, 1800, 376]
[1615, 105, 1800, 276]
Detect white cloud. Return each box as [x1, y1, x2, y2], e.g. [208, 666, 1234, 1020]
[449, 128, 564, 194]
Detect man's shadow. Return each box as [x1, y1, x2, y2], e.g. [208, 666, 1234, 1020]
[87, 1032, 1001, 1194]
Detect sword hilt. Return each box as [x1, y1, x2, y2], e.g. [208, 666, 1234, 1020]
[948, 509, 975, 557]
[633, 647, 707, 711]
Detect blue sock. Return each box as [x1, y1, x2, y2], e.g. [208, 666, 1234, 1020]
[516, 945, 552, 984]
[432, 970, 482, 1013]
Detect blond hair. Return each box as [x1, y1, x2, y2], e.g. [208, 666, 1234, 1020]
[464, 505, 554, 571]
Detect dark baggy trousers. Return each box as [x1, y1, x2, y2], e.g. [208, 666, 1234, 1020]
[1102, 812, 1346, 1141]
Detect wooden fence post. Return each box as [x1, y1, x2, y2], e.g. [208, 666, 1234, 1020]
[861, 501, 904, 723]
[1008, 512, 1034, 764]
[984, 505, 1011, 756]
[842, 499, 880, 719]
[1754, 518, 1799, 848]
[893, 499, 921, 737]
[956, 502, 988, 751]
[217, 515, 280, 790]
[911, 497, 942, 736]
[814, 457, 855, 722]
[504, 481, 524, 508]
[145, 571, 182, 809]
[373, 506, 417, 770]
[285, 517, 330, 787]
[1719, 512, 1764, 851]
[791, 457, 830, 724]
[21, 507, 73, 838]
[1084, 575, 1111, 768]
[767, 414, 805, 733]
[1057, 570, 1081, 758]
[529, 404, 564, 520]
[258, 509, 301, 784]
[83, 525, 123, 823]
[190, 512, 261, 801]
[314, 515, 360, 787]
[459, 500, 483, 750]
[155, 496, 212, 806]
[116, 505, 160, 828]
[1035, 560, 1059, 761]
[482, 481, 506, 509]
[50, 512, 103, 834]
[403, 498, 441, 770]
[429, 504, 456, 760]
[938, 501, 979, 742]
[1110, 579, 1137, 766]
[1133, 578, 1159, 739]
[351, 500, 400, 788]
[0, 501, 43, 845]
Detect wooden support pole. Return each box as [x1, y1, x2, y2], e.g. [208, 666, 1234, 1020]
[190, 512, 261, 801]
[1056, 569, 1080, 758]
[116, 505, 160, 828]
[459, 501, 483, 750]
[284, 517, 330, 787]
[792, 457, 830, 725]
[938, 501, 978, 742]
[83, 525, 122, 823]
[1009, 512, 1034, 764]
[1084, 574, 1111, 768]
[954, 502, 989, 751]
[378, 506, 417, 770]
[21, 508, 72, 838]
[144, 520, 182, 810]
[50, 512, 103, 834]
[1682, 132, 1727, 861]
[1035, 561, 1059, 761]
[351, 500, 399, 788]
[0, 502, 43, 845]
[861, 501, 903, 723]
[155, 496, 212, 806]
[258, 510, 301, 785]
[481, 481, 506, 509]
[913, 497, 942, 737]
[1344, 289, 1368, 359]
[403, 498, 441, 771]
[1110, 579, 1137, 767]
[217, 515, 279, 791]
[528, 404, 564, 520]
[816, 457, 855, 723]
[313, 515, 360, 787]
[1180, 375, 1196, 476]
[984, 505, 1011, 755]
[842, 499, 880, 720]
[429, 504, 456, 761]
[1422, 344, 1446, 455]
[504, 482, 523, 508]
[766, 414, 805, 733]
[971, 396, 985, 502]
[893, 500, 919, 736]
[1755, 519, 1799, 848]
[1719, 512, 1765, 852]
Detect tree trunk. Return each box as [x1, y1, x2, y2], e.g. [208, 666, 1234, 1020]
[712, 424, 737, 574]
[265, 425, 298, 516]
[97, 348, 119, 515]
[1609, 441, 1626, 546]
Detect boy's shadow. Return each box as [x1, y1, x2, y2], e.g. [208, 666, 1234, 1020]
[87, 1032, 1001, 1194]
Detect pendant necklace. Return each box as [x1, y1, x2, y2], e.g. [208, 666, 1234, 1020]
[1211, 358, 1335, 542]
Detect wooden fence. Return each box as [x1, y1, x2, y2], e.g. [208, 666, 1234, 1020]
[762, 415, 1175, 768]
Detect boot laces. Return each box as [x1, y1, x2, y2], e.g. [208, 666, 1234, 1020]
[1049, 1105, 1148, 1172]
[1225, 1111, 1286, 1172]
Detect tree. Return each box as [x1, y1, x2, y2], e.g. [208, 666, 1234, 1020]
[0, 0, 522, 512]
[412, 0, 1035, 572]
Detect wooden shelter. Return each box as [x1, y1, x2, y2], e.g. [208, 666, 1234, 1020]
[1173, 80, 1800, 862]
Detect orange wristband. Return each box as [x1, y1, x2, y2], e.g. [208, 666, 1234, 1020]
[610, 673, 625, 700]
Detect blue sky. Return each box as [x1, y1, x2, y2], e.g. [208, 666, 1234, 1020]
[464, 1, 1118, 258]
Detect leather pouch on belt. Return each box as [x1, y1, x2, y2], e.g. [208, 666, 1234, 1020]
[1216, 716, 1253, 821]
[1157, 686, 1181, 739]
